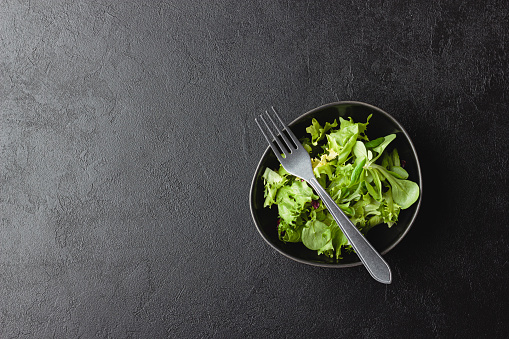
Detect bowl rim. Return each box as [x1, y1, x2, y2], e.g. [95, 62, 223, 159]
[249, 101, 423, 268]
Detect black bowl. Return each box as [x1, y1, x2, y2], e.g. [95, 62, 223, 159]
[249, 101, 422, 267]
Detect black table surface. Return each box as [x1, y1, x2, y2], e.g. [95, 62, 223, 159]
[1, 1, 508, 338]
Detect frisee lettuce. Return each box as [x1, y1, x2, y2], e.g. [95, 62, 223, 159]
[262, 115, 420, 259]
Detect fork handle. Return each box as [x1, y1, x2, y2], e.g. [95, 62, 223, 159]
[308, 177, 392, 284]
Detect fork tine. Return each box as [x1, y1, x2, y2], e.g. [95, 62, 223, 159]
[271, 106, 300, 149]
[255, 116, 285, 163]
[260, 111, 291, 156]
[265, 108, 295, 152]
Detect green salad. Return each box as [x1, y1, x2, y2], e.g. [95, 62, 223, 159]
[262, 115, 420, 259]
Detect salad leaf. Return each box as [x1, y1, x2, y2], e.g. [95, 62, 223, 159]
[279, 219, 303, 242]
[369, 134, 396, 164]
[306, 118, 338, 146]
[302, 219, 331, 250]
[372, 165, 420, 209]
[275, 179, 318, 225]
[365, 137, 385, 149]
[326, 117, 369, 164]
[262, 168, 287, 207]
[352, 141, 369, 162]
[388, 166, 409, 179]
[330, 223, 349, 258]
[349, 158, 366, 186]
[262, 114, 420, 259]
[312, 153, 336, 181]
[390, 148, 401, 167]
[381, 187, 399, 227]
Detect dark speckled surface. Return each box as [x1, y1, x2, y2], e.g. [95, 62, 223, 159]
[1, 1, 508, 337]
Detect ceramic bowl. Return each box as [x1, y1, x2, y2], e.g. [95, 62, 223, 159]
[249, 101, 422, 267]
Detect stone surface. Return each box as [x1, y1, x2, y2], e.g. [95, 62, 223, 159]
[1, 0, 508, 337]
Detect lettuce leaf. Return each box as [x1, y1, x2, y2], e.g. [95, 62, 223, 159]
[262, 168, 287, 207]
[306, 118, 338, 145]
[262, 114, 420, 259]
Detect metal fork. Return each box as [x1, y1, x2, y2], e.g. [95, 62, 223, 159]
[256, 107, 392, 284]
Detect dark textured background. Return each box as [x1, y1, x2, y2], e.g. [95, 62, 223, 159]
[1, 0, 508, 338]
